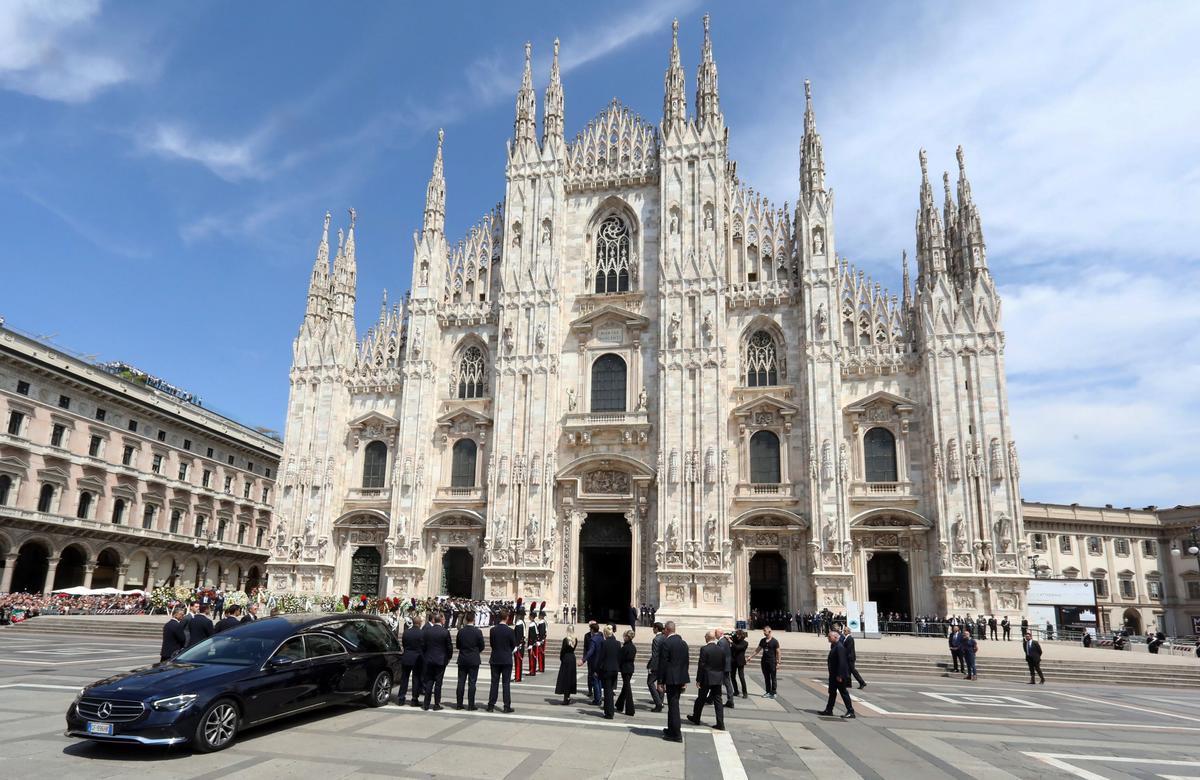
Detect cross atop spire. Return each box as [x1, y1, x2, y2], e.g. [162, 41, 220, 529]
[800, 79, 825, 197]
[423, 129, 446, 237]
[513, 42, 537, 151]
[695, 13, 721, 129]
[955, 144, 973, 210]
[662, 18, 687, 135]
[543, 38, 564, 146]
[915, 147, 946, 280]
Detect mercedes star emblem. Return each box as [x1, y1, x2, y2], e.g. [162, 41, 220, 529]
[97, 702, 112, 719]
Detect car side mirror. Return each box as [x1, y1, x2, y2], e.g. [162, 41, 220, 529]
[269, 656, 295, 670]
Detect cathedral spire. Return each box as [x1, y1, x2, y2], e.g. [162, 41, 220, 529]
[331, 208, 357, 320]
[694, 13, 721, 129]
[915, 148, 946, 284]
[542, 38, 564, 148]
[305, 211, 332, 321]
[800, 80, 825, 198]
[901, 250, 912, 309]
[662, 19, 687, 136]
[955, 145, 988, 274]
[513, 42, 537, 152]
[423, 129, 446, 238]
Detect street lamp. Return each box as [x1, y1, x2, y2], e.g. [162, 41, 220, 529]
[1027, 554, 1043, 578]
[194, 530, 222, 588]
[1170, 526, 1200, 573]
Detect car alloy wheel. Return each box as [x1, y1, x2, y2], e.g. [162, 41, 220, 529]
[369, 671, 393, 707]
[196, 699, 239, 752]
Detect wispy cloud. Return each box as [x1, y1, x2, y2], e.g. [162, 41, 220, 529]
[139, 123, 266, 182]
[0, 0, 140, 103]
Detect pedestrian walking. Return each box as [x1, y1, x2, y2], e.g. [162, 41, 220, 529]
[555, 625, 578, 705]
[961, 629, 978, 680]
[487, 608, 516, 713]
[646, 622, 665, 712]
[580, 621, 603, 705]
[748, 625, 781, 698]
[818, 630, 855, 718]
[715, 628, 736, 708]
[656, 621, 690, 743]
[1023, 631, 1045, 684]
[615, 629, 637, 716]
[159, 607, 187, 662]
[730, 630, 749, 698]
[455, 611, 484, 710]
[398, 613, 426, 706]
[841, 624, 867, 689]
[687, 631, 727, 730]
[598, 625, 621, 719]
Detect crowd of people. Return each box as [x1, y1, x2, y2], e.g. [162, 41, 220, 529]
[0, 591, 148, 623]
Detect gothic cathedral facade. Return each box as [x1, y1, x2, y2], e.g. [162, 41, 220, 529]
[267, 17, 1029, 625]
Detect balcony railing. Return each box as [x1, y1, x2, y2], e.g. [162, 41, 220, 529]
[434, 486, 486, 503]
[849, 481, 917, 502]
[346, 487, 392, 503]
[734, 482, 795, 498]
[564, 410, 649, 427]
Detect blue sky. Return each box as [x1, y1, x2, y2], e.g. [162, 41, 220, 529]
[1, 1, 1197, 508]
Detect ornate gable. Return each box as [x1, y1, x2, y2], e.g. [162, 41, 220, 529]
[566, 99, 659, 192]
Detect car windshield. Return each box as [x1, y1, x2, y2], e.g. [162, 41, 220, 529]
[174, 634, 277, 666]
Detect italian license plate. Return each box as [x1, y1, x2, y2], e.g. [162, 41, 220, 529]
[87, 722, 114, 736]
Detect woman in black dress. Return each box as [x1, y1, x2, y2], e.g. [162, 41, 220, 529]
[614, 629, 637, 716]
[730, 629, 749, 698]
[555, 625, 579, 704]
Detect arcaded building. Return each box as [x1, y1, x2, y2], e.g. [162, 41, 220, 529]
[0, 324, 279, 594]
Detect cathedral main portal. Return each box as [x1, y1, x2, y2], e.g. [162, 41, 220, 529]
[578, 513, 631, 625]
[441, 547, 474, 598]
[349, 546, 381, 597]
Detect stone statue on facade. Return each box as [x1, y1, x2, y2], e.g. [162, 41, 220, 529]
[304, 512, 317, 546]
[317, 537, 328, 560]
[669, 312, 681, 345]
[704, 515, 717, 551]
[666, 515, 680, 551]
[952, 514, 967, 552]
[637, 386, 648, 411]
[567, 387, 577, 411]
[526, 513, 539, 545]
[395, 514, 408, 540]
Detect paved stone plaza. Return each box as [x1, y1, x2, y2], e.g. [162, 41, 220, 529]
[2, 628, 1199, 779]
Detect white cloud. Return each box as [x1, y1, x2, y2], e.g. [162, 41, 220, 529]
[734, 1, 1200, 269]
[0, 0, 135, 103]
[1002, 268, 1200, 506]
[140, 123, 265, 182]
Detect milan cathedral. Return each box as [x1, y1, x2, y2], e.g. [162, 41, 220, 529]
[267, 16, 1029, 625]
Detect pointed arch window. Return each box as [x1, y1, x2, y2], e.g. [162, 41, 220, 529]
[591, 354, 627, 412]
[750, 431, 781, 484]
[864, 427, 898, 482]
[451, 439, 478, 488]
[594, 215, 630, 294]
[745, 331, 780, 387]
[456, 345, 487, 399]
[362, 441, 388, 489]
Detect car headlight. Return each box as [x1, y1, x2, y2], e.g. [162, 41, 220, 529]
[151, 694, 198, 712]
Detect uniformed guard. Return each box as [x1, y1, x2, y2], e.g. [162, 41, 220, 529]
[536, 607, 549, 673]
[513, 599, 526, 683]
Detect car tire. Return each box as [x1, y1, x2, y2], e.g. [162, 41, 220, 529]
[368, 670, 393, 708]
[194, 698, 240, 752]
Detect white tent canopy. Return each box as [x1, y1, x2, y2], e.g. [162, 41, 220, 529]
[51, 587, 146, 596]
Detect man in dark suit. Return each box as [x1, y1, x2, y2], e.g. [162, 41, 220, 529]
[656, 621, 690, 743]
[180, 601, 199, 646]
[1023, 631, 1045, 684]
[1001, 616, 1011, 640]
[160, 607, 187, 662]
[646, 622, 665, 712]
[687, 631, 727, 730]
[456, 611, 485, 710]
[422, 612, 453, 710]
[487, 608, 517, 712]
[597, 627, 622, 719]
[715, 628, 735, 708]
[214, 605, 242, 633]
[841, 625, 867, 689]
[241, 603, 259, 623]
[185, 604, 214, 648]
[399, 613, 426, 706]
[581, 621, 603, 705]
[819, 630, 854, 718]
